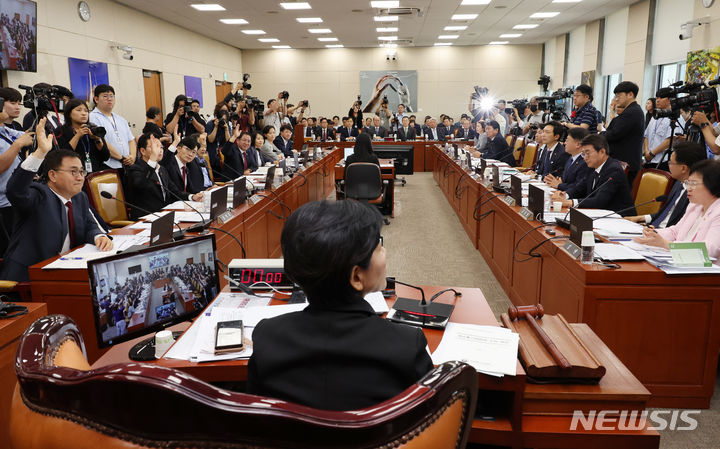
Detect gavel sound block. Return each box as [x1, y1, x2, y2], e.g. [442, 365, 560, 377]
[501, 304, 606, 383]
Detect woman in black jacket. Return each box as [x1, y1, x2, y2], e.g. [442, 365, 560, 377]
[344, 132, 379, 178]
[56, 99, 110, 172]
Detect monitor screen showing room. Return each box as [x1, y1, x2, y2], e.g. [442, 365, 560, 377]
[0, 0, 37, 72]
[88, 235, 220, 348]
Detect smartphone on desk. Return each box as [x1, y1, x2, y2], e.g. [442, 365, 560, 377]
[214, 320, 244, 355]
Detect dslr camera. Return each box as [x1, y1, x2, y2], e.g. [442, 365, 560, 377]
[280, 91, 290, 100]
[300, 100, 309, 108]
[381, 95, 389, 106]
[88, 124, 107, 139]
[242, 73, 252, 90]
[356, 95, 362, 106]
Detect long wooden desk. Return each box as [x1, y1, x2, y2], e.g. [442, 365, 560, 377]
[92, 285, 658, 449]
[432, 144, 720, 409]
[312, 139, 448, 173]
[334, 158, 396, 217]
[27, 149, 343, 364]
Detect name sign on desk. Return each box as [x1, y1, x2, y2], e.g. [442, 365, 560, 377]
[519, 207, 534, 221]
[502, 196, 516, 207]
[217, 210, 234, 225]
[562, 241, 582, 259]
[248, 194, 263, 205]
[483, 179, 492, 188]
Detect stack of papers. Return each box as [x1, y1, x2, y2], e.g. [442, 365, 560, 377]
[174, 212, 210, 223]
[619, 241, 720, 274]
[42, 236, 152, 270]
[594, 218, 644, 238]
[431, 323, 519, 377]
[593, 243, 645, 261]
[163, 200, 203, 210]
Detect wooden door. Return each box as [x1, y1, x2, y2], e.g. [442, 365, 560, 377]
[215, 81, 232, 105]
[142, 70, 162, 116]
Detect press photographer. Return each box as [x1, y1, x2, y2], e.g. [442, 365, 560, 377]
[165, 94, 205, 137]
[1, 87, 24, 131]
[56, 99, 110, 173]
[206, 102, 232, 178]
[20, 82, 71, 133]
[561, 84, 598, 134]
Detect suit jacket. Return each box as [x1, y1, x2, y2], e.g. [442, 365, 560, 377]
[657, 198, 720, 259]
[317, 127, 335, 141]
[425, 127, 442, 141]
[572, 157, 636, 216]
[160, 150, 203, 195]
[397, 126, 416, 141]
[535, 143, 570, 177]
[272, 136, 294, 157]
[558, 154, 593, 199]
[438, 126, 453, 140]
[454, 127, 477, 141]
[222, 142, 261, 179]
[604, 101, 645, 173]
[365, 126, 388, 139]
[483, 135, 515, 166]
[2, 168, 105, 281]
[124, 159, 186, 220]
[650, 181, 688, 228]
[247, 298, 434, 411]
[338, 127, 359, 142]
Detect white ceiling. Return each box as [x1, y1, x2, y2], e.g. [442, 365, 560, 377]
[111, 0, 641, 50]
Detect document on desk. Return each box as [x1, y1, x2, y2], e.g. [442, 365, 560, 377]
[127, 221, 152, 230]
[431, 323, 519, 377]
[593, 243, 645, 261]
[593, 218, 645, 238]
[174, 212, 210, 223]
[163, 200, 203, 210]
[140, 210, 172, 222]
[364, 291, 389, 314]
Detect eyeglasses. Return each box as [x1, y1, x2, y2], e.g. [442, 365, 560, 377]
[580, 150, 594, 157]
[98, 94, 115, 100]
[54, 168, 87, 178]
[683, 180, 702, 189]
[180, 147, 198, 155]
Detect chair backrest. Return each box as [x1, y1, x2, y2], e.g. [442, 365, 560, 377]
[512, 137, 525, 164]
[84, 169, 129, 223]
[202, 153, 214, 183]
[632, 168, 674, 215]
[11, 315, 478, 449]
[505, 134, 515, 149]
[346, 162, 383, 201]
[521, 143, 538, 168]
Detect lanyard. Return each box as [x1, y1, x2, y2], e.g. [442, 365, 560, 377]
[79, 135, 91, 160]
[0, 130, 14, 146]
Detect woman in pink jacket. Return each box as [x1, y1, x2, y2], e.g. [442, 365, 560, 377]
[635, 159, 720, 259]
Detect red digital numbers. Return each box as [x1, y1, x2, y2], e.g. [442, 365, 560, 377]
[240, 269, 282, 284]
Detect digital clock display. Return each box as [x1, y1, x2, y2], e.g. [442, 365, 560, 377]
[237, 268, 284, 285]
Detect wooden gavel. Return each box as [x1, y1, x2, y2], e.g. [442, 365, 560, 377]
[508, 304, 571, 370]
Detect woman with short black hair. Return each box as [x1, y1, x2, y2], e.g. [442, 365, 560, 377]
[56, 99, 110, 172]
[344, 132, 379, 177]
[248, 200, 433, 410]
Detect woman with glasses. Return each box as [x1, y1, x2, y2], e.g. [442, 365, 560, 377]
[248, 200, 433, 411]
[634, 159, 720, 259]
[56, 99, 110, 173]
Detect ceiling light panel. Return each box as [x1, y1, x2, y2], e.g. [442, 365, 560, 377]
[513, 24, 538, 29]
[499, 33, 522, 38]
[444, 25, 467, 31]
[317, 37, 338, 41]
[434, 42, 452, 46]
[273, 45, 292, 48]
[242, 29, 266, 34]
[326, 44, 344, 48]
[191, 4, 226, 11]
[370, 1, 399, 7]
[460, 0, 491, 5]
[296, 17, 323, 23]
[378, 36, 398, 41]
[376, 27, 398, 32]
[219, 18, 247, 24]
[258, 38, 280, 42]
[530, 12, 560, 18]
[279, 2, 311, 10]
[438, 35, 459, 39]
[374, 16, 399, 22]
[308, 28, 332, 33]
[489, 41, 508, 45]
[452, 14, 478, 20]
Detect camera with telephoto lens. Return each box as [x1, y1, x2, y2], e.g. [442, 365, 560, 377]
[382, 95, 389, 105]
[88, 124, 106, 139]
[19, 84, 64, 115]
[654, 80, 720, 143]
[511, 99, 528, 112]
[280, 91, 290, 100]
[242, 73, 252, 90]
[356, 95, 362, 106]
[300, 100, 309, 108]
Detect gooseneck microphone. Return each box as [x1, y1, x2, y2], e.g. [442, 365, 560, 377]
[594, 195, 668, 220]
[163, 188, 209, 232]
[100, 191, 184, 235]
[556, 177, 614, 229]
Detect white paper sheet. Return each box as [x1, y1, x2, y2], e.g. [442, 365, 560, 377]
[42, 244, 117, 270]
[431, 323, 519, 377]
[140, 210, 172, 222]
[174, 212, 210, 223]
[127, 222, 152, 230]
[364, 291, 389, 314]
[593, 243, 645, 261]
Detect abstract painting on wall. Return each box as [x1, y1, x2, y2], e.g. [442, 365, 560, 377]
[184, 75, 203, 107]
[685, 46, 720, 84]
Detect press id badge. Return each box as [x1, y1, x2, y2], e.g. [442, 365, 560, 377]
[85, 158, 93, 174]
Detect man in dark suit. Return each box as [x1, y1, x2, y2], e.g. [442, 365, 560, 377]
[397, 116, 416, 141]
[604, 81, 646, 185]
[2, 123, 113, 281]
[624, 141, 707, 228]
[273, 124, 294, 156]
[160, 135, 204, 194]
[425, 117, 441, 141]
[545, 127, 593, 199]
[365, 115, 388, 140]
[552, 134, 636, 216]
[533, 121, 570, 178]
[454, 117, 477, 141]
[338, 117, 358, 141]
[125, 133, 204, 220]
[317, 118, 335, 141]
[247, 200, 433, 411]
[479, 120, 515, 166]
[224, 130, 263, 178]
[438, 117, 453, 140]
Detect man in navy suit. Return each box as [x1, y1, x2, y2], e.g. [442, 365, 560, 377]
[624, 141, 707, 228]
[438, 117, 453, 140]
[365, 115, 388, 139]
[480, 121, 515, 166]
[338, 117, 358, 141]
[552, 134, 636, 216]
[532, 121, 570, 178]
[396, 116, 416, 141]
[273, 124, 294, 156]
[545, 127, 593, 199]
[454, 117, 477, 141]
[317, 118, 335, 141]
[126, 133, 204, 219]
[2, 119, 113, 281]
[224, 130, 263, 178]
[160, 134, 204, 194]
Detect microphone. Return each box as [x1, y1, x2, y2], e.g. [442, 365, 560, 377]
[100, 191, 184, 236]
[163, 188, 209, 233]
[556, 177, 614, 228]
[388, 278, 460, 329]
[594, 195, 668, 220]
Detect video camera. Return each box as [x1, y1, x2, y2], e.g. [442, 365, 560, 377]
[509, 99, 528, 114]
[300, 100, 309, 108]
[242, 73, 251, 90]
[536, 87, 573, 121]
[382, 95, 389, 106]
[19, 84, 65, 115]
[356, 95, 362, 107]
[655, 79, 720, 143]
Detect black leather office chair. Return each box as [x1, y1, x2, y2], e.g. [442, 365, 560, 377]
[344, 163, 390, 223]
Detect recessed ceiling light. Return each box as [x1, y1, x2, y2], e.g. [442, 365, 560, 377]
[444, 25, 467, 31]
[488, 41, 508, 45]
[376, 27, 398, 32]
[530, 12, 560, 18]
[241, 29, 266, 34]
[190, 4, 225, 11]
[326, 44, 344, 48]
[374, 15, 399, 22]
[258, 38, 280, 42]
[296, 17, 323, 23]
[370, 1, 399, 7]
[499, 33, 522, 38]
[279, 2, 311, 10]
[219, 18, 248, 24]
[434, 42, 452, 46]
[378, 36, 398, 41]
[513, 24, 538, 29]
[452, 14, 478, 20]
[317, 37, 338, 41]
[308, 28, 332, 33]
[438, 35, 459, 39]
[273, 45, 292, 48]
[460, 0, 491, 4]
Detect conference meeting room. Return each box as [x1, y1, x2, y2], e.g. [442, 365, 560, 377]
[2, 1, 720, 448]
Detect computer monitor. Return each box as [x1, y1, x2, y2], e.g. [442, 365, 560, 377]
[343, 147, 354, 161]
[278, 158, 287, 178]
[293, 151, 300, 168]
[264, 166, 276, 190]
[150, 211, 174, 246]
[232, 176, 247, 209]
[300, 149, 309, 164]
[480, 158, 487, 177]
[466, 151, 472, 170]
[510, 174, 522, 205]
[88, 235, 220, 352]
[569, 208, 593, 247]
[209, 186, 228, 220]
[527, 184, 545, 221]
[492, 165, 501, 188]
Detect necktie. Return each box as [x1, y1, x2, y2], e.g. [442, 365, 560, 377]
[591, 172, 599, 190]
[181, 165, 187, 192]
[323, 129, 326, 140]
[540, 150, 551, 175]
[65, 201, 75, 248]
[563, 156, 573, 177]
[651, 183, 683, 227]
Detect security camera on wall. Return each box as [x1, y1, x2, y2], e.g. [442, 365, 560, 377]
[679, 16, 710, 40]
[111, 43, 134, 61]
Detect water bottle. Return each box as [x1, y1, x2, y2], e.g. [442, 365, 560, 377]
[580, 231, 595, 265]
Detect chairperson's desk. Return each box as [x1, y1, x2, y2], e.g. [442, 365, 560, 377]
[314, 138, 446, 173]
[26, 149, 343, 364]
[432, 144, 720, 409]
[91, 285, 658, 449]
